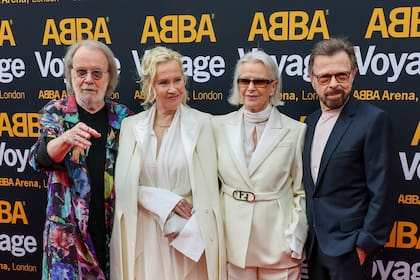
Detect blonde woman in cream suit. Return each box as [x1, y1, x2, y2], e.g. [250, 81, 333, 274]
[110, 46, 226, 280]
[212, 50, 307, 280]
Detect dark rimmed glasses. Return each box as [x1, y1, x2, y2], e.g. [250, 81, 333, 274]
[311, 71, 352, 85]
[73, 68, 108, 80]
[237, 78, 274, 88]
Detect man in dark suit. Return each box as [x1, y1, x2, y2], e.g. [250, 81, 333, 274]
[303, 37, 398, 279]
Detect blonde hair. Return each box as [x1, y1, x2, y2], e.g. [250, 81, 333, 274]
[140, 46, 188, 109]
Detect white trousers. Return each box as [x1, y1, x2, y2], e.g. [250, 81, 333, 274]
[227, 262, 301, 280]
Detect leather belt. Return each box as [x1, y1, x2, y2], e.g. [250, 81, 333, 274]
[221, 185, 281, 202]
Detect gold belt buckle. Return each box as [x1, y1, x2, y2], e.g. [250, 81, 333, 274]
[232, 190, 256, 202]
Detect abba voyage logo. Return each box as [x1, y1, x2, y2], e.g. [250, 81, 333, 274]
[1, 8, 419, 84]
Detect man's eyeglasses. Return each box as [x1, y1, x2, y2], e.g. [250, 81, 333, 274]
[311, 71, 351, 85]
[74, 68, 108, 80]
[237, 78, 274, 88]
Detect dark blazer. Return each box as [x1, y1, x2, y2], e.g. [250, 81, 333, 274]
[303, 96, 398, 259]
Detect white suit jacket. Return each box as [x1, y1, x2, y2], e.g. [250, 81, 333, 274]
[110, 104, 226, 280]
[212, 107, 307, 269]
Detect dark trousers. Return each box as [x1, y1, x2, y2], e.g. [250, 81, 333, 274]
[307, 238, 372, 280]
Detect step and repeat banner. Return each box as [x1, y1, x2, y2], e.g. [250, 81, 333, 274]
[1, 1, 419, 279]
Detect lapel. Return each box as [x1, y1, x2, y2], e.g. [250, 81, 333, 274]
[133, 106, 154, 147]
[248, 108, 289, 175]
[63, 95, 80, 128]
[305, 109, 321, 189]
[179, 105, 200, 182]
[315, 97, 357, 188]
[223, 109, 253, 185]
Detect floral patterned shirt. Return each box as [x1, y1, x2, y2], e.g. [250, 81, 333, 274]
[29, 95, 133, 280]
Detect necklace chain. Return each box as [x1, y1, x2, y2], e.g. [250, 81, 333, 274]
[155, 114, 174, 128]
[156, 122, 171, 128]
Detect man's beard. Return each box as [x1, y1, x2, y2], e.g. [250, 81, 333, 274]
[320, 88, 350, 110]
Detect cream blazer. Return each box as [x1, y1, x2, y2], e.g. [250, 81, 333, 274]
[212, 107, 307, 269]
[110, 104, 226, 280]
